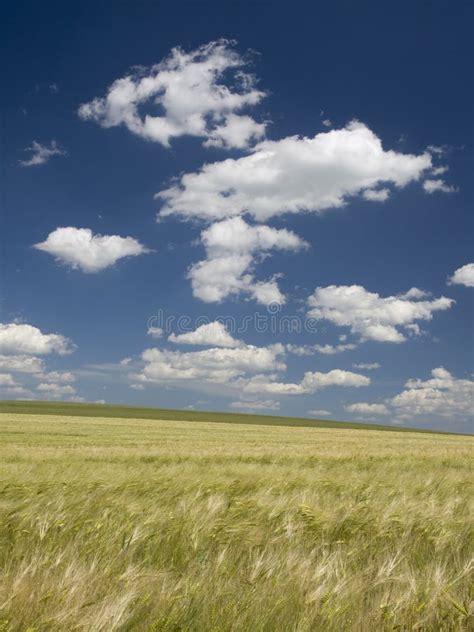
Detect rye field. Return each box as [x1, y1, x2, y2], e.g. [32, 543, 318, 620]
[0, 403, 472, 631]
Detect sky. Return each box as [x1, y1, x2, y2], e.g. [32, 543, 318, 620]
[1, 0, 473, 432]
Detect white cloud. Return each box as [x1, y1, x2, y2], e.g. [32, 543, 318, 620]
[78, 40, 266, 149]
[390, 367, 474, 420]
[157, 121, 432, 223]
[345, 402, 389, 415]
[136, 343, 285, 385]
[286, 343, 357, 356]
[189, 216, 307, 304]
[19, 140, 67, 167]
[229, 399, 280, 411]
[203, 113, 266, 150]
[133, 337, 370, 403]
[353, 362, 381, 370]
[422, 179, 456, 194]
[38, 371, 75, 383]
[0, 374, 18, 386]
[321, 119, 332, 128]
[36, 383, 76, 397]
[307, 285, 453, 343]
[448, 263, 474, 288]
[130, 383, 145, 390]
[431, 165, 449, 176]
[34, 227, 150, 273]
[0, 354, 45, 373]
[362, 188, 390, 202]
[147, 326, 164, 338]
[240, 369, 370, 395]
[169, 321, 242, 348]
[308, 409, 331, 416]
[0, 323, 75, 355]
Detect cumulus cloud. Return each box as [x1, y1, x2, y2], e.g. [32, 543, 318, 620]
[0, 323, 75, 355]
[36, 383, 76, 397]
[157, 121, 432, 222]
[34, 227, 150, 273]
[189, 216, 307, 304]
[229, 399, 280, 411]
[308, 409, 331, 416]
[390, 367, 474, 420]
[307, 285, 453, 343]
[169, 321, 242, 348]
[78, 40, 266, 149]
[19, 140, 67, 167]
[448, 263, 474, 288]
[422, 179, 456, 194]
[240, 369, 370, 395]
[0, 354, 45, 373]
[136, 343, 285, 385]
[345, 402, 389, 415]
[132, 338, 370, 402]
[38, 371, 75, 383]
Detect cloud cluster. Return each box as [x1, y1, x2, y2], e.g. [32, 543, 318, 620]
[34, 227, 150, 273]
[240, 369, 370, 395]
[131, 338, 370, 402]
[345, 367, 473, 423]
[39, 371, 75, 383]
[157, 121, 432, 222]
[0, 324, 78, 400]
[137, 343, 285, 384]
[19, 140, 67, 167]
[307, 285, 453, 343]
[36, 383, 76, 397]
[448, 263, 474, 288]
[0, 354, 45, 373]
[188, 217, 307, 304]
[390, 367, 473, 420]
[78, 40, 266, 149]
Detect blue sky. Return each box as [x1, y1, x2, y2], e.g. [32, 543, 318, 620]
[1, 0, 473, 432]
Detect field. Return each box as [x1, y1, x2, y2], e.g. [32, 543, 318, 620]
[0, 404, 472, 631]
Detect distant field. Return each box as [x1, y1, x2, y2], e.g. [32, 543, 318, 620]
[0, 399, 445, 433]
[0, 409, 472, 631]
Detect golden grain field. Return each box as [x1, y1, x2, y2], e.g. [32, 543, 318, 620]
[0, 412, 472, 631]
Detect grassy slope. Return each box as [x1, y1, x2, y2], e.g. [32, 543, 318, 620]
[0, 399, 441, 433]
[0, 411, 472, 631]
